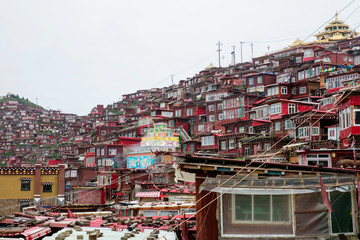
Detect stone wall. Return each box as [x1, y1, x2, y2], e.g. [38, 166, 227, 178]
[0, 199, 20, 215]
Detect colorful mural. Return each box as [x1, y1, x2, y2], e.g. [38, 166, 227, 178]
[140, 123, 179, 151]
[127, 154, 156, 169]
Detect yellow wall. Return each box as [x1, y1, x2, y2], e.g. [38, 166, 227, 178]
[0, 175, 35, 199]
[40, 175, 59, 203]
[0, 174, 59, 201]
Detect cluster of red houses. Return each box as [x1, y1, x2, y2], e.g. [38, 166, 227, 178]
[1, 14, 360, 239]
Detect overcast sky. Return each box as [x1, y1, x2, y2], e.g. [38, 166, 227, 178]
[1, 0, 359, 115]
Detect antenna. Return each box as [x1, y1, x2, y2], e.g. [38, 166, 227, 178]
[239, 42, 244, 63]
[216, 41, 223, 67]
[170, 74, 174, 86]
[251, 43, 254, 59]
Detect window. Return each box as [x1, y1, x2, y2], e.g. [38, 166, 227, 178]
[208, 105, 215, 111]
[221, 141, 227, 150]
[201, 135, 215, 146]
[248, 126, 253, 133]
[21, 179, 31, 191]
[244, 147, 251, 156]
[100, 148, 105, 156]
[101, 130, 106, 136]
[218, 113, 223, 120]
[108, 149, 117, 155]
[257, 76, 262, 84]
[270, 103, 281, 115]
[198, 124, 204, 132]
[160, 210, 179, 216]
[229, 139, 235, 149]
[169, 120, 174, 127]
[299, 86, 306, 94]
[238, 126, 244, 133]
[312, 127, 319, 135]
[264, 143, 271, 151]
[291, 87, 296, 95]
[187, 109, 193, 116]
[340, 107, 351, 129]
[218, 103, 223, 110]
[249, 78, 254, 85]
[304, 49, 313, 58]
[288, 104, 295, 114]
[306, 154, 330, 167]
[175, 110, 181, 117]
[20, 200, 30, 211]
[285, 119, 295, 130]
[296, 57, 302, 63]
[354, 109, 360, 126]
[281, 86, 287, 94]
[42, 183, 52, 193]
[298, 127, 309, 138]
[233, 194, 290, 223]
[141, 210, 158, 217]
[298, 71, 305, 80]
[275, 122, 281, 131]
[209, 115, 215, 122]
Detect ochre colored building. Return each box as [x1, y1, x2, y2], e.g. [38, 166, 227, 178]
[0, 164, 65, 215]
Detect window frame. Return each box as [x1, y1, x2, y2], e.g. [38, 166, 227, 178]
[288, 103, 296, 114]
[229, 139, 235, 149]
[21, 179, 31, 191]
[231, 194, 291, 224]
[249, 78, 254, 85]
[42, 184, 53, 193]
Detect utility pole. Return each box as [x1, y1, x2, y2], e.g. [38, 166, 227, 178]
[170, 74, 174, 86]
[231, 45, 236, 66]
[250, 43, 254, 59]
[239, 42, 244, 63]
[216, 41, 223, 67]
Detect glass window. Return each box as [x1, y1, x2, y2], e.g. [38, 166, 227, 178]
[249, 78, 254, 85]
[281, 86, 287, 94]
[218, 113, 223, 120]
[42, 184, 52, 193]
[312, 127, 319, 135]
[354, 110, 360, 125]
[21, 180, 31, 191]
[306, 154, 330, 167]
[187, 109, 193, 116]
[209, 115, 215, 122]
[238, 126, 244, 133]
[288, 104, 296, 114]
[175, 110, 181, 117]
[275, 122, 281, 131]
[233, 194, 290, 223]
[229, 139, 235, 149]
[221, 141, 227, 150]
[257, 76, 262, 84]
[108, 149, 117, 155]
[299, 86, 306, 94]
[270, 103, 281, 115]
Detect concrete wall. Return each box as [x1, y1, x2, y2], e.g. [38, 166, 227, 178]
[0, 199, 20, 215]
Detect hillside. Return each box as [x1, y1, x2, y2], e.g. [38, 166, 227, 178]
[0, 94, 43, 109]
